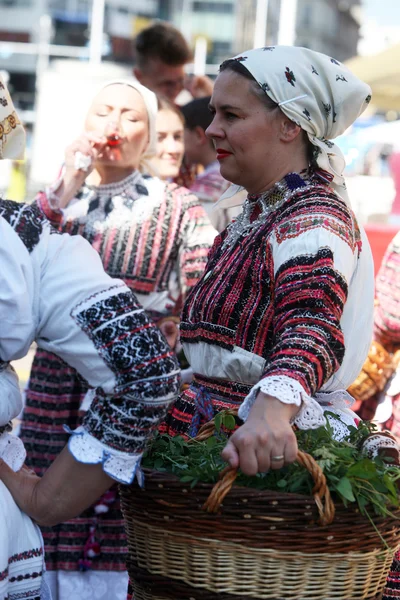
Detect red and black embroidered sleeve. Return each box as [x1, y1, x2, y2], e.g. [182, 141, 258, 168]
[262, 247, 348, 395]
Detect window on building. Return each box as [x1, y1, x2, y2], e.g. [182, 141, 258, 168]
[193, 2, 234, 14]
[0, 0, 32, 5]
[212, 41, 231, 54]
[49, 0, 89, 10]
[52, 16, 88, 47]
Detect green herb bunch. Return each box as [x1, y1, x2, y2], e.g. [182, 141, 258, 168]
[142, 412, 400, 521]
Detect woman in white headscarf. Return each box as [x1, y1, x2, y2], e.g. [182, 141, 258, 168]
[0, 76, 181, 599]
[18, 80, 216, 599]
[163, 45, 377, 467]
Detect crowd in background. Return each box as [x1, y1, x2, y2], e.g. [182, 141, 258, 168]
[2, 17, 400, 600]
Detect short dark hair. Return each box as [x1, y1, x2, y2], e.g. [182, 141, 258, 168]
[134, 22, 193, 69]
[220, 59, 316, 166]
[180, 97, 213, 132]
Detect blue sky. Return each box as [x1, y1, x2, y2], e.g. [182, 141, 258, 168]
[362, 0, 400, 26]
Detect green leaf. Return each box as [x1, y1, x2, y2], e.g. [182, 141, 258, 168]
[277, 479, 288, 488]
[357, 494, 368, 514]
[347, 459, 377, 479]
[206, 436, 218, 449]
[384, 474, 399, 498]
[214, 412, 223, 433]
[336, 477, 356, 502]
[223, 414, 236, 431]
[368, 478, 389, 494]
[180, 475, 195, 483]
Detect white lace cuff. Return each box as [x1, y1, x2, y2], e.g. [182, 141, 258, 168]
[0, 432, 26, 472]
[66, 426, 144, 486]
[238, 375, 326, 429]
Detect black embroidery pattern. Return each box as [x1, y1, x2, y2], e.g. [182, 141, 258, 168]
[323, 139, 334, 148]
[72, 287, 180, 452]
[259, 82, 271, 92]
[0, 199, 59, 253]
[323, 103, 332, 117]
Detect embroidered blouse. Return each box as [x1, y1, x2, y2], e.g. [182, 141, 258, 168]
[180, 169, 375, 429]
[36, 171, 217, 317]
[374, 231, 400, 351]
[0, 200, 180, 483]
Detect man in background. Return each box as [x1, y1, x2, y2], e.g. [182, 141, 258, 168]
[181, 96, 242, 231]
[133, 21, 213, 103]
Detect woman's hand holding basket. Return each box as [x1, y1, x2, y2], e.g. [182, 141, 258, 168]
[221, 392, 299, 475]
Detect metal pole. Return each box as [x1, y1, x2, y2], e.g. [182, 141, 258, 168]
[253, 0, 269, 48]
[278, 0, 298, 46]
[193, 36, 207, 76]
[89, 0, 105, 65]
[36, 14, 52, 90]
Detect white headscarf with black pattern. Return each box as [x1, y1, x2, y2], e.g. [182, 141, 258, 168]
[217, 45, 371, 206]
[0, 73, 25, 160]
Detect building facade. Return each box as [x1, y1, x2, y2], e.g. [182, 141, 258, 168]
[0, 0, 362, 112]
[235, 0, 361, 62]
[0, 0, 160, 109]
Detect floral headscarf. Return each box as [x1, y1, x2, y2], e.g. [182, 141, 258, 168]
[0, 74, 25, 160]
[219, 45, 371, 205]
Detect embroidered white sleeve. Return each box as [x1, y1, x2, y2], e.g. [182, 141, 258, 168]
[67, 426, 143, 486]
[361, 433, 400, 461]
[238, 375, 326, 429]
[0, 432, 26, 472]
[238, 376, 360, 441]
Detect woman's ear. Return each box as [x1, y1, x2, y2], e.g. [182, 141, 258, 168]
[280, 117, 302, 143]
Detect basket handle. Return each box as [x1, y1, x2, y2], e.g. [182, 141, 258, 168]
[195, 412, 335, 526]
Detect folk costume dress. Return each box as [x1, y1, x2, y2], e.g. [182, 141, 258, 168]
[162, 166, 374, 439]
[0, 199, 180, 600]
[164, 45, 375, 439]
[19, 171, 216, 596]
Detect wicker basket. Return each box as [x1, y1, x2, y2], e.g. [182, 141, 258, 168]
[347, 341, 395, 403]
[121, 420, 400, 600]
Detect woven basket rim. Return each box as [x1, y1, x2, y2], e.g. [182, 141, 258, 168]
[129, 516, 400, 558]
[140, 467, 320, 504]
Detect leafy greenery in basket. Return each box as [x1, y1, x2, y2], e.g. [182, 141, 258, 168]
[142, 412, 400, 521]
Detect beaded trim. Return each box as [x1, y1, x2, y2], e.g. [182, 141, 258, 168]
[221, 170, 315, 251]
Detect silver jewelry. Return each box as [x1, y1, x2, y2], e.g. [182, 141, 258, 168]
[221, 175, 315, 252]
[271, 455, 284, 461]
[74, 151, 92, 172]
